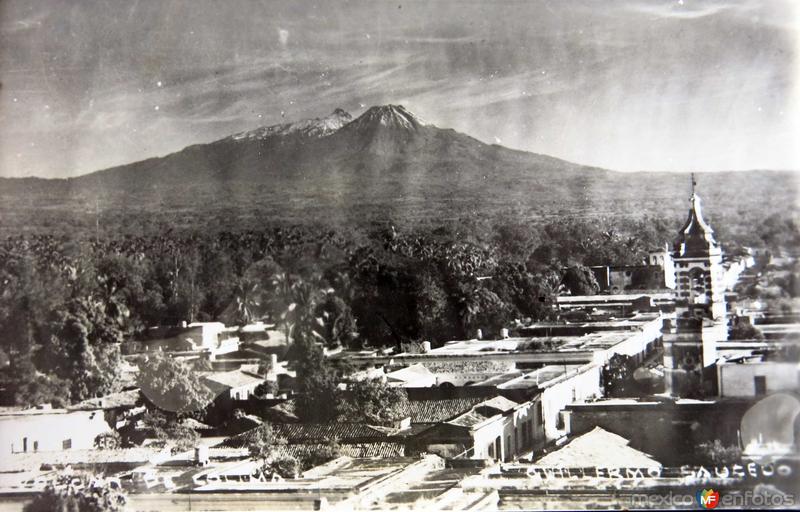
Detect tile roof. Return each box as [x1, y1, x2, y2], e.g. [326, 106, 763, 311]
[217, 423, 391, 448]
[400, 397, 486, 423]
[447, 411, 490, 428]
[441, 396, 519, 430]
[282, 442, 405, 459]
[534, 427, 661, 468]
[475, 396, 518, 413]
[273, 423, 390, 442]
[202, 443, 406, 460]
[70, 389, 141, 410]
[399, 423, 436, 436]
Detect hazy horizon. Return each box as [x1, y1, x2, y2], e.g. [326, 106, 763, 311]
[1, 0, 798, 178]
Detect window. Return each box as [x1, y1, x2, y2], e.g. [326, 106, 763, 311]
[33, 441, 38, 452]
[22, 437, 27, 453]
[62, 439, 72, 450]
[754, 376, 767, 396]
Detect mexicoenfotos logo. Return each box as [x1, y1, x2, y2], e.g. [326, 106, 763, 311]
[696, 489, 720, 509]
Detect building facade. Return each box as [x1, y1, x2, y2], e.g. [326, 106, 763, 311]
[0, 406, 113, 454]
[717, 360, 800, 398]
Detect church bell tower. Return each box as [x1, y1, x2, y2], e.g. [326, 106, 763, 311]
[662, 176, 727, 397]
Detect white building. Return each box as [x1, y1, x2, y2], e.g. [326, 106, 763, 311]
[717, 358, 800, 398]
[0, 406, 112, 454]
[414, 396, 539, 462]
[202, 368, 264, 402]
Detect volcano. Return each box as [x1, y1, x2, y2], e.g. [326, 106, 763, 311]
[0, 104, 795, 234]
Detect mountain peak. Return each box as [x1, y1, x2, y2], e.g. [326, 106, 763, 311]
[231, 109, 352, 142]
[349, 104, 426, 132]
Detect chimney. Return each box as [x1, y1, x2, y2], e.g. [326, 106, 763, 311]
[270, 354, 279, 367]
[476, 329, 483, 340]
[195, 445, 209, 466]
[181, 320, 188, 328]
[501, 328, 510, 339]
[421, 341, 432, 353]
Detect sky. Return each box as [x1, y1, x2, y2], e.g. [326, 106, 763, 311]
[0, 0, 798, 178]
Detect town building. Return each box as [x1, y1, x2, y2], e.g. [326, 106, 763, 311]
[127, 321, 239, 356]
[588, 245, 676, 293]
[202, 367, 264, 405]
[410, 396, 538, 462]
[717, 356, 800, 398]
[0, 405, 113, 454]
[555, 291, 674, 316]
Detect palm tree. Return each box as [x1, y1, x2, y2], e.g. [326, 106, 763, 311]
[453, 282, 482, 336]
[230, 278, 260, 325]
[312, 292, 358, 348]
[290, 280, 323, 340]
[268, 272, 298, 342]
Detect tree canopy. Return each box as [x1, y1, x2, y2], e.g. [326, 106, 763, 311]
[137, 352, 213, 414]
[338, 377, 409, 426]
[3, 213, 788, 407]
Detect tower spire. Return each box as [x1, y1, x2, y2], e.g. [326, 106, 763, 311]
[691, 172, 697, 199]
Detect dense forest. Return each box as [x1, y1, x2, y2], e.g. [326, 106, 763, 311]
[1, 212, 798, 409]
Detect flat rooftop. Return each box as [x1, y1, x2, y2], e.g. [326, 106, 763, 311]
[557, 292, 674, 303]
[473, 364, 589, 391]
[423, 328, 651, 358]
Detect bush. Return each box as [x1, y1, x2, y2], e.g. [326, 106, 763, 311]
[141, 410, 200, 453]
[697, 440, 742, 465]
[254, 379, 279, 397]
[268, 455, 301, 479]
[24, 476, 126, 512]
[728, 320, 764, 340]
[298, 439, 342, 470]
[94, 431, 122, 450]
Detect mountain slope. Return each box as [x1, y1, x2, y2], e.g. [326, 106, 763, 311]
[0, 105, 796, 234]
